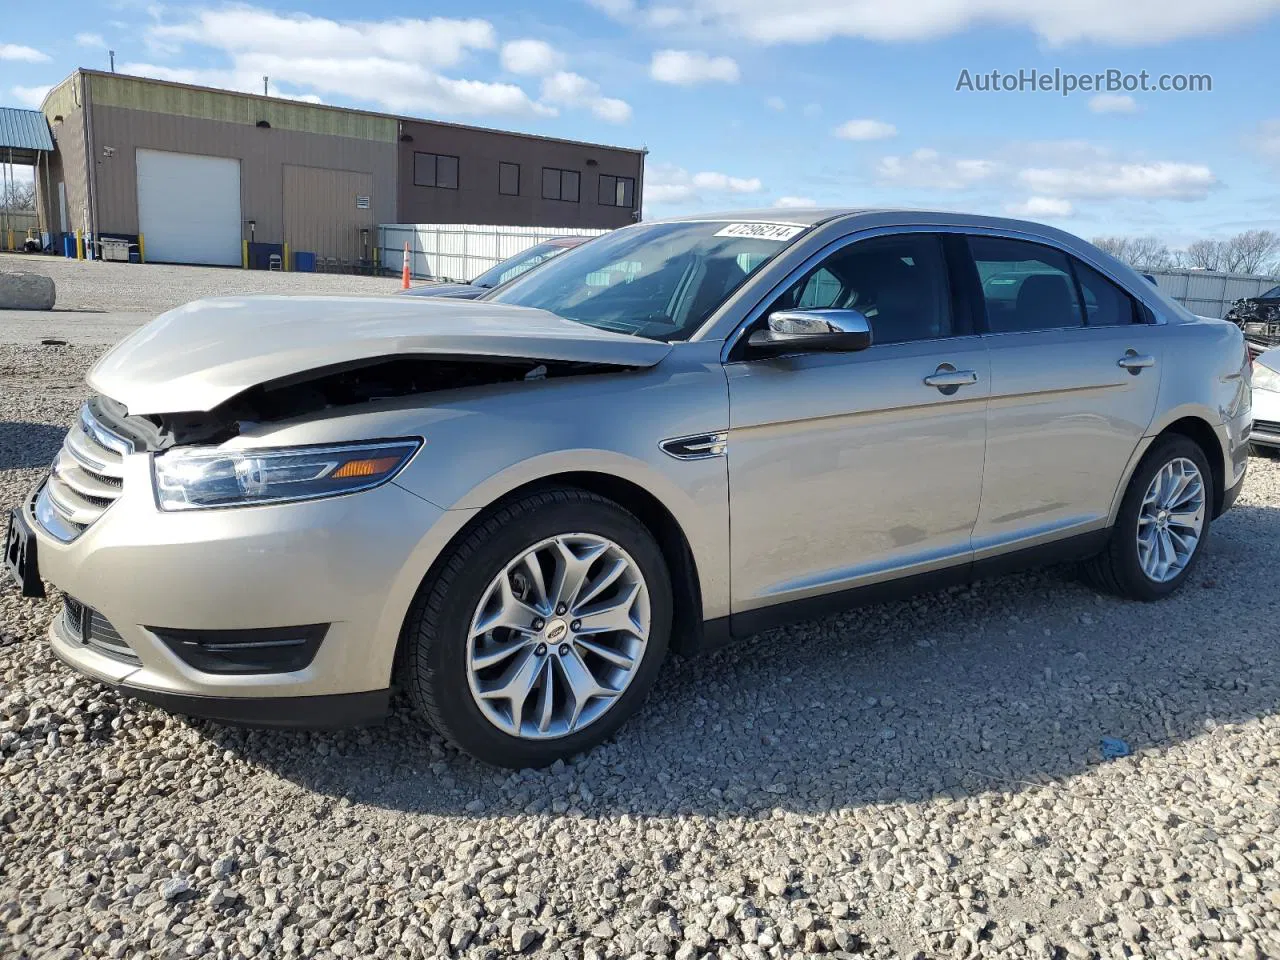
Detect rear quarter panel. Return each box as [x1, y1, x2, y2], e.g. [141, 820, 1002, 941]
[1118, 316, 1250, 519]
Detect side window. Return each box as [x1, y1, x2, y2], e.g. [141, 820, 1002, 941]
[968, 236, 1083, 333]
[771, 234, 953, 345]
[1073, 259, 1139, 325]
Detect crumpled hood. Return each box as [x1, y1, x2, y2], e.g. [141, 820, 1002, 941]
[88, 295, 672, 415]
[399, 282, 486, 300]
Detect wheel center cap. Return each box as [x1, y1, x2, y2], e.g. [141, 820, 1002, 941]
[544, 619, 568, 643]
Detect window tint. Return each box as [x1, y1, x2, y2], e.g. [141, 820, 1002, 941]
[499, 162, 520, 196]
[413, 152, 460, 190]
[598, 174, 636, 208]
[1073, 259, 1139, 325]
[772, 234, 952, 345]
[542, 168, 580, 202]
[968, 236, 1083, 333]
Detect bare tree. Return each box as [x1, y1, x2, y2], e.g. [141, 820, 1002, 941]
[1183, 239, 1225, 271]
[1089, 235, 1175, 272]
[1220, 230, 1280, 275]
[0, 180, 36, 212]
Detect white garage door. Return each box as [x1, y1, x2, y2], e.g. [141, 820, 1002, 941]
[136, 149, 241, 266]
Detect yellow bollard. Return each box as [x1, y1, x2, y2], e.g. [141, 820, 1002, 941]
[242, 239, 249, 270]
[75, 230, 84, 260]
[138, 234, 146, 264]
[6, 229, 13, 252]
[283, 241, 290, 272]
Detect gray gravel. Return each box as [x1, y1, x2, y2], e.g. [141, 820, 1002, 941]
[1, 253, 403, 314]
[3, 340, 1280, 960]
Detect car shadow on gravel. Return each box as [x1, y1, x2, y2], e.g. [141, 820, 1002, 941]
[179, 501, 1280, 818]
[0, 422, 67, 470]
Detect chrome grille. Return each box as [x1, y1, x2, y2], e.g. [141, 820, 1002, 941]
[35, 403, 131, 542]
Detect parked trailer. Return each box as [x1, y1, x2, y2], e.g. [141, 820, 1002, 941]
[1146, 268, 1279, 319]
[379, 223, 612, 284]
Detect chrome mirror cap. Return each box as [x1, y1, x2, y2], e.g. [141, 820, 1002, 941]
[749, 309, 874, 355]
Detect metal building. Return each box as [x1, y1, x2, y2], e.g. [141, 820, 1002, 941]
[32, 69, 645, 267]
[1146, 268, 1280, 318]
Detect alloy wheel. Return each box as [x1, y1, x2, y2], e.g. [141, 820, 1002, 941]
[465, 533, 651, 740]
[1135, 457, 1206, 583]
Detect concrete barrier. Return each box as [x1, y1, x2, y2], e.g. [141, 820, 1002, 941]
[0, 273, 56, 311]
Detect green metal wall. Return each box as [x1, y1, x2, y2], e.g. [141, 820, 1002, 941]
[87, 73, 397, 142]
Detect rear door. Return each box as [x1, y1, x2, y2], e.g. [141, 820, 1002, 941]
[963, 235, 1163, 556]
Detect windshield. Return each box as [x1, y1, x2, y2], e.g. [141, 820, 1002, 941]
[1262, 284, 1280, 300]
[470, 241, 577, 289]
[485, 220, 807, 341]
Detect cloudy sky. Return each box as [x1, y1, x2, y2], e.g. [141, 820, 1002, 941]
[3, 0, 1280, 245]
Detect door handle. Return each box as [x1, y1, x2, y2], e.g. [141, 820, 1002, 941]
[923, 368, 980, 388]
[1117, 353, 1156, 371]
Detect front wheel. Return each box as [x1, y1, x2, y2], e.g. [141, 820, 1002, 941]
[1085, 435, 1213, 600]
[401, 489, 672, 768]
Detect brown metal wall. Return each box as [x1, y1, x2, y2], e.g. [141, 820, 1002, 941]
[42, 97, 89, 237]
[87, 103, 396, 245]
[396, 119, 643, 229]
[283, 165, 375, 262]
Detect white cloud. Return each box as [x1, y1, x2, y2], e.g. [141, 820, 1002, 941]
[540, 71, 633, 123]
[590, 0, 1280, 46]
[1005, 197, 1075, 217]
[774, 195, 817, 208]
[137, 6, 625, 121]
[75, 32, 107, 48]
[645, 164, 764, 205]
[1089, 93, 1140, 114]
[649, 49, 740, 85]
[500, 39, 563, 76]
[10, 85, 52, 107]
[0, 44, 50, 63]
[876, 148, 1000, 190]
[1018, 161, 1217, 200]
[765, 95, 786, 111]
[833, 118, 897, 141]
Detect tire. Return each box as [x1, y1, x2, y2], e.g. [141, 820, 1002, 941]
[401, 488, 672, 768]
[1085, 434, 1213, 601]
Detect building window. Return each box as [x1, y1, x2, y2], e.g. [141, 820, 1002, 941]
[414, 152, 459, 189]
[542, 167, 580, 202]
[499, 162, 520, 196]
[598, 175, 636, 208]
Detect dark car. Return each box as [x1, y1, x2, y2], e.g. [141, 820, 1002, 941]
[1225, 283, 1280, 355]
[401, 236, 591, 299]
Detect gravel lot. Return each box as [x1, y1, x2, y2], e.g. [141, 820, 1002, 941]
[1, 253, 403, 314]
[2, 340, 1279, 960]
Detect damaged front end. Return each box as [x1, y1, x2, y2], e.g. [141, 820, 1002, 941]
[93, 354, 626, 451]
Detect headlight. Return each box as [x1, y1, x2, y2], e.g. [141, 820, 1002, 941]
[1253, 361, 1280, 394]
[153, 440, 421, 511]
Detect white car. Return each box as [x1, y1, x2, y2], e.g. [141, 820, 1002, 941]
[1252, 347, 1280, 452]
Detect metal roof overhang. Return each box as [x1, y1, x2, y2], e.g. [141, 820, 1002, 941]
[0, 107, 55, 164]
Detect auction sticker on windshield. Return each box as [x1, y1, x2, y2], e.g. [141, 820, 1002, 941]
[713, 223, 806, 241]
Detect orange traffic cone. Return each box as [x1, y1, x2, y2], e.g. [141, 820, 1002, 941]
[401, 243, 412, 289]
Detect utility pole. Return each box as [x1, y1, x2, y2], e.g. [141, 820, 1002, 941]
[108, 50, 115, 73]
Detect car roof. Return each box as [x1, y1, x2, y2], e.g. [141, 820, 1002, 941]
[649, 207, 1079, 238]
[544, 236, 592, 248]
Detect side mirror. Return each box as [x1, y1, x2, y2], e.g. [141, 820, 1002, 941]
[748, 309, 873, 356]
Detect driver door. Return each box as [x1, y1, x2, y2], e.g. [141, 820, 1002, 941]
[725, 232, 990, 620]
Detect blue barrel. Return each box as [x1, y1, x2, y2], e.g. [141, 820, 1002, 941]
[62, 234, 75, 258]
[294, 251, 316, 273]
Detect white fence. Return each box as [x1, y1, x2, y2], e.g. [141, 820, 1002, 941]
[1147, 269, 1278, 319]
[379, 223, 612, 283]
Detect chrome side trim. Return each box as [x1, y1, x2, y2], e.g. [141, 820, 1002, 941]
[659, 432, 728, 461]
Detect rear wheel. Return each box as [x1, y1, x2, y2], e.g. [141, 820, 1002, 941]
[402, 488, 672, 768]
[1085, 435, 1212, 600]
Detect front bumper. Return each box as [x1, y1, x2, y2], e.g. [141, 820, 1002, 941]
[26, 457, 473, 722]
